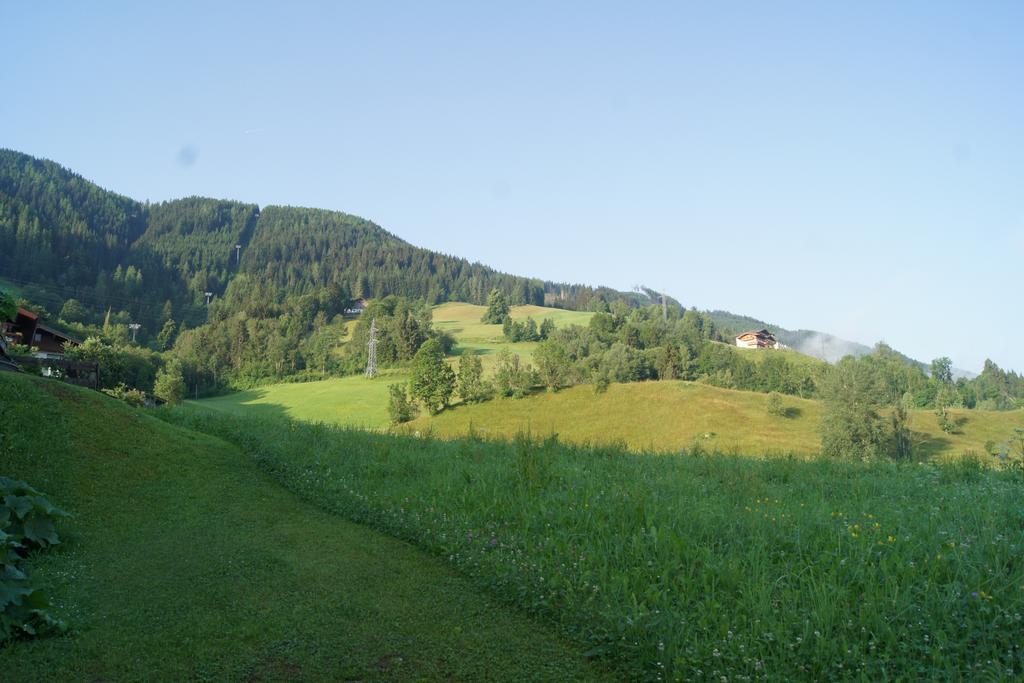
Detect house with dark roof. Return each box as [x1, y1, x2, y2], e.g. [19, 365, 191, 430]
[735, 329, 779, 350]
[2, 308, 82, 355]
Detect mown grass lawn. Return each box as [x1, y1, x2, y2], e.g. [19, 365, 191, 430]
[0, 373, 616, 681]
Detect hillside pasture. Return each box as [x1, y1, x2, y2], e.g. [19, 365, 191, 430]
[193, 371, 407, 429]
[161, 405, 1024, 681]
[433, 301, 594, 377]
[409, 380, 1024, 461]
[0, 373, 613, 681]
[193, 373, 1024, 460]
[431, 302, 594, 343]
[413, 381, 824, 455]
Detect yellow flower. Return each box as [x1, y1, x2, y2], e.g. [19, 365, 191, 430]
[887, 535, 896, 543]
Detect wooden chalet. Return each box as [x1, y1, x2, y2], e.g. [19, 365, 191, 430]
[344, 298, 369, 315]
[1, 308, 98, 387]
[735, 329, 779, 350]
[1, 308, 82, 355]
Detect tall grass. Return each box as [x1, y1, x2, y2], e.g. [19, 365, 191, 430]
[159, 407, 1024, 680]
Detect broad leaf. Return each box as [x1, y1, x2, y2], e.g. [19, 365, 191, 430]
[22, 514, 59, 547]
[3, 495, 32, 520]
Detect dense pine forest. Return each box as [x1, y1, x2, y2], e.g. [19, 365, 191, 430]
[0, 149, 656, 329]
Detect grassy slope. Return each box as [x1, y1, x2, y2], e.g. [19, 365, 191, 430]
[435, 302, 593, 374]
[432, 302, 594, 343]
[192, 301, 1022, 460]
[0, 373, 612, 681]
[193, 369, 407, 430]
[161, 406, 1024, 680]
[192, 303, 593, 428]
[734, 343, 830, 372]
[414, 382, 824, 455]
[408, 381, 1024, 460]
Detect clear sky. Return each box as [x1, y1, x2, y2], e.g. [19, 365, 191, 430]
[4, 2, 1022, 372]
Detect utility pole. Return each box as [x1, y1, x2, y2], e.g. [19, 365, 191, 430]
[128, 323, 141, 343]
[204, 291, 213, 305]
[235, 244, 241, 265]
[365, 318, 378, 378]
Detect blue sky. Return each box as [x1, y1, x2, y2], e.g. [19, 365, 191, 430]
[4, 2, 1023, 372]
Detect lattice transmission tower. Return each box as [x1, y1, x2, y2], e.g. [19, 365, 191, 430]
[364, 317, 379, 378]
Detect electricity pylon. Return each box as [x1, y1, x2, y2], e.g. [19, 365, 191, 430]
[364, 318, 378, 378]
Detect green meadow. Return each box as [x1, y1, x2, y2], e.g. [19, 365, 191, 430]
[431, 301, 594, 343]
[196, 373, 1024, 461]
[193, 370, 406, 429]
[192, 302, 594, 428]
[434, 302, 594, 374]
[0, 372, 614, 681]
[191, 301, 1024, 460]
[158, 404, 1024, 681]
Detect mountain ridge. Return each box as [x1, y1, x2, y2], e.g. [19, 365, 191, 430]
[0, 147, 947, 372]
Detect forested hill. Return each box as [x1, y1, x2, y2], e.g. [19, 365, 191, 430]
[0, 149, 656, 337]
[0, 148, 944, 376]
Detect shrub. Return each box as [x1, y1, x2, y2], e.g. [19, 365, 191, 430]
[103, 383, 147, 407]
[457, 350, 492, 404]
[766, 392, 785, 417]
[493, 349, 536, 399]
[936, 406, 957, 434]
[387, 383, 419, 424]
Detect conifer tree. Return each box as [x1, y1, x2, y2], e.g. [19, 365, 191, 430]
[481, 288, 510, 324]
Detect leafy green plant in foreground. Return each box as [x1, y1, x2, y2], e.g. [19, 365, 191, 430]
[1, 477, 69, 640]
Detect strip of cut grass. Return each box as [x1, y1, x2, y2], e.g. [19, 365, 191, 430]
[158, 406, 1024, 681]
[0, 373, 614, 681]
